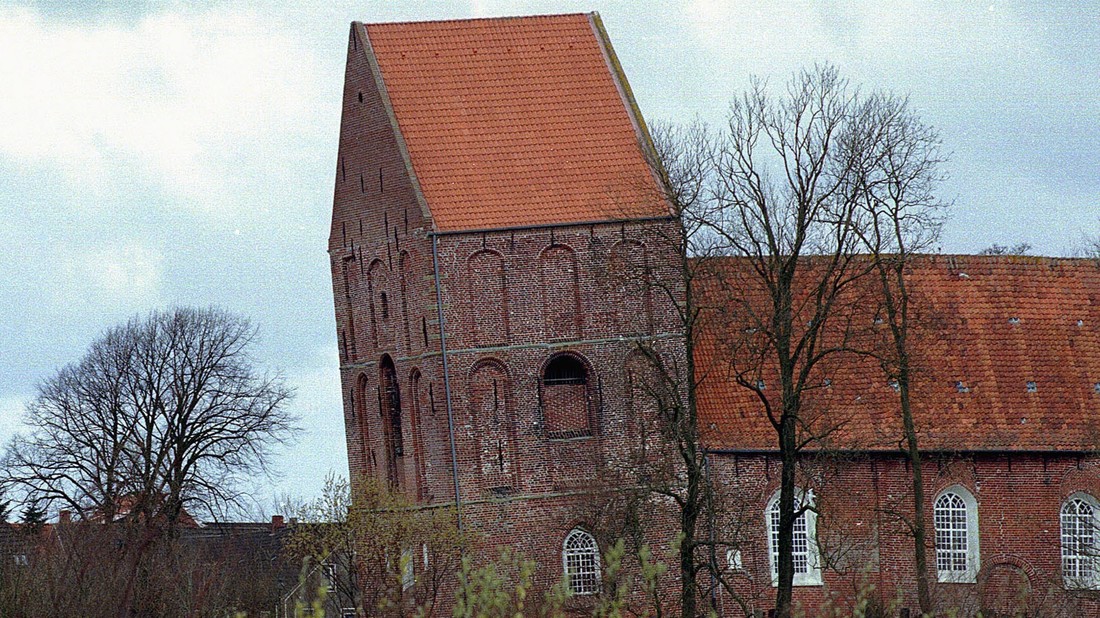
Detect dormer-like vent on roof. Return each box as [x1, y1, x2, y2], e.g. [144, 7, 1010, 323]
[1094, 383, 1100, 394]
[1078, 320, 1086, 327]
[955, 381, 970, 393]
[755, 380, 766, 390]
[889, 380, 900, 392]
[1008, 317, 1020, 325]
[1026, 381, 1037, 393]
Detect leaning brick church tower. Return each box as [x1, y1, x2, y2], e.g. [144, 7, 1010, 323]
[329, 13, 683, 579]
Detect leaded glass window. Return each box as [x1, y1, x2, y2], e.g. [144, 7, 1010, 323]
[563, 528, 600, 595]
[1062, 496, 1099, 588]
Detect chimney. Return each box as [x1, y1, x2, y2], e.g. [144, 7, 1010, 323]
[270, 515, 285, 532]
[58, 510, 71, 525]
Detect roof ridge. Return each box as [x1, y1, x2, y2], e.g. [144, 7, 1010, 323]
[360, 13, 592, 28]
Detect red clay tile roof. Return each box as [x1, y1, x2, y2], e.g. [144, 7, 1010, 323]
[364, 14, 668, 232]
[697, 255, 1100, 452]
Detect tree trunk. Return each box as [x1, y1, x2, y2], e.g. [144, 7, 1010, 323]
[775, 410, 798, 618]
[900, 371, 931, 613]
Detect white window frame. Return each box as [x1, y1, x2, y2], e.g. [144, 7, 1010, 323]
[562, 528, 601, 596]
[765, 488, 822, 587]
[933, 485, 980, 583]
[401, 547, 415, 591]
[1061, 492, 1100, 590]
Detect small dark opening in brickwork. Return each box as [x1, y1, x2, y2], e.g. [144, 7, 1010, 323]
[380, 355, 403, 488]
[545, 355, 587, 385]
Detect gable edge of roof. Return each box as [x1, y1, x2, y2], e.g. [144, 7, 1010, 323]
[588, 12, 673, 219]
[354, 21, 435, 228]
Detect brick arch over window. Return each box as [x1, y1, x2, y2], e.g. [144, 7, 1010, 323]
[368, 259, 393, 350]
[1061, 491, 1100, 589]
[467, 250, 509, 347]
[934, 484, 980, 583]
[340, 255, 360, 361]
[562, 527, 600, 596]
[399, 251, 415, 353]
[408, 368, 427, 500]
[540, 352, 596, 438]
[609, 240, 653, 336]
[623, 351, 661, 446]
[540, 244, 581, 340]
[379, 354, 403, 488]
[354, 373, 373, 474]
[468, 359, 518, 492]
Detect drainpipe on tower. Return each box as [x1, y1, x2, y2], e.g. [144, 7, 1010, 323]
[432, 233, 463, 532]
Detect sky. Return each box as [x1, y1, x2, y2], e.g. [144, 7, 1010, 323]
[1, 1, 1098, 516]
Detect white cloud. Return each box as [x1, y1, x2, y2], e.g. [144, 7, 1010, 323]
[0, 6, 326, 216]
[0, 396, 28, 444]
[59, 242, 164, 306]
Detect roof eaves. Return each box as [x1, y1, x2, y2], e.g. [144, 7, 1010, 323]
[363, 12, 590, 28]
[355, 21, 435, 228]
[429, 214, 676, 236]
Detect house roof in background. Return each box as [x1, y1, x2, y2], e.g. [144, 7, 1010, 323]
[362, 13, 668, 232]
[697, 255, 1100, 453]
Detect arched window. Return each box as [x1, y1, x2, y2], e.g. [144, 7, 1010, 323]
[469, 360, 516, 491]
[379, 355, 403, 488]
[562, 528, 600, 596]
[766, 489, 821, 586]
[468, 250, 509, 347]
[541, 354, 593, 437]
[934, 486, 980, 582]
[1062, 493, 1100, 589]
[355, 374, 371, 472]
[540, 245, 581, 339]
[608, 240, 653, 336]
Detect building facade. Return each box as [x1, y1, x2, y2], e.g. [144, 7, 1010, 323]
[328, 12, 685, 596]
[330, 13, 1100, 617]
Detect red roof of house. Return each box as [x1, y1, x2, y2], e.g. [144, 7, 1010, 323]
[363, 14, 668, 231]
[696, 255, 1100, 452]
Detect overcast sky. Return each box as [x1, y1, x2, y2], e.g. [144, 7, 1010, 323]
[2, 1, 1098, 515]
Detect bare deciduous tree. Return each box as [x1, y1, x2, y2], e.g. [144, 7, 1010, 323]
[852, 93, 950, 614]
[637, 65, 948, 617]
[281, 474, 463, 617]
[701, 65, 885, 617]
[978, 242, 1031, 255]
[2, 307, 297, 529]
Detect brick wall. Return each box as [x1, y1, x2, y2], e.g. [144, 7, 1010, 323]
[330, 21, 688, 595]
[707, 452, 1100, 616]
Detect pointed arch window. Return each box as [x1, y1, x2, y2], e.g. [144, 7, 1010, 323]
[355, 373, 371, 472]
[379, 355, 403, 488]
[562, 528, 600, 596]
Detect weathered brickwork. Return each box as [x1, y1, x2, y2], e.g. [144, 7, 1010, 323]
[329, 20, 686, 593]
[708, 453, 1100, 615]
[328, 16, 1100, 617]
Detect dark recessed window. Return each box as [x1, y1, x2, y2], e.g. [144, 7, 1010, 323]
[542, 354, 592, 437]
